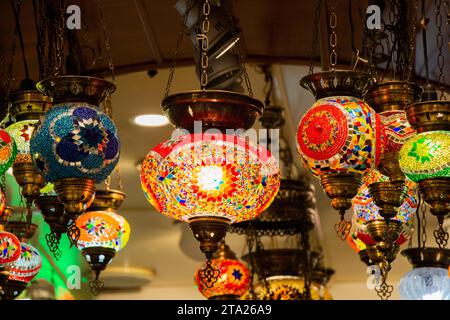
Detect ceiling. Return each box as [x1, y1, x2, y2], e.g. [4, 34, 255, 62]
[0, 0, 448, 300]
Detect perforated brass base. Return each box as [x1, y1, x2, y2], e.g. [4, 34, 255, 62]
[188, 216, 230, 259]
[365, 243, 400, 265]
[1, 280, 27, 300]
[81, 247, 116, 272]
[365, 219, 403, 243]
[12, 161, 46, 204]
[54, 178, 96, 216]
[8, 89, 52, 121]
[401, 247, 450, 269]
[5, 221, 38, 240]
[88, 189, 125, 212]
[406, 100, 450, 133]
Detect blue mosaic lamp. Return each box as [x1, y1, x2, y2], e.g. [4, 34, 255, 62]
[31, 76, 119, 236]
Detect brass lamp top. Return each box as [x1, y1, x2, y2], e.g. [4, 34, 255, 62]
[36, 75, 116, 106]
[8, 89, 52, 121]
[401, 247, 450, 269]
[88, 189, 126, 212]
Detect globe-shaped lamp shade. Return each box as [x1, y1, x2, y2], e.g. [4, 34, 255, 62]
[399, 267, 450, 300]
[75, 211, 130, 252]
[399, 131, 450, 182]
[352, 171, 417, 230]
[0, 231, 21, 266]
[379, 110, 415, 153]
[30, 104, 120, 183]
[140, 133, 280, 222]
[5, 120, 38, 164]
[8, 242, 41, 283]
[0, 130, 17, 175]
[195, 258, 250, 299]
[296, 96, 380, 177]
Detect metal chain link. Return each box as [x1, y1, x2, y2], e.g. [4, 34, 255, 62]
[5, 0, 21, 97]
[54, 0, 67, 76]
[164, 0, 192, 98]
[97, 0, 115, 81]
[421, 196, 427, 248]
[198, 0, 211, 90]
[435, 0, 446, 100]
[329, 0, 338, 71]
[406, 0, 418, 81]
[309, 0, 322, 75]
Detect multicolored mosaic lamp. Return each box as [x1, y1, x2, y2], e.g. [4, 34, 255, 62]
[0, 130, 17, 177]
[195, 242, 249, 300]
[401, 96, 450, 248]
[7, 89, 52, 206]
[0, 230, 21, 291]
[74, 189, 130, 295]
[31, 76, 119, 245]
[3, 242, 42, 300]
[141, 131, 280, 278]
[297, 71, 377, 239]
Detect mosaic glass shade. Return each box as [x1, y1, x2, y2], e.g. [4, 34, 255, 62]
[5, 120, 38, 164]
[379, 110, 415, 153]
[346, 231, 366, 253]
[195, 258, 250, 299]
[9, 242, 42, 283]
[0, 231, 21, 266]
[399, 131, 450, 182]
[0, 191, 5, 216]
[75, 211, 130, 252]
[243, 276, 332, 300]
[296, 96, 380, 177]
[140, 133, 280, 222]
[399, 267, 450, 300]
[40, 182, 55, 196]
[352, 171, 417, 227]
[30, 104, 120, 183]
[0, 129, 17, 175]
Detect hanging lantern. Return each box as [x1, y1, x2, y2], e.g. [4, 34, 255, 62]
[140, 131, 280, 264]
[194, 242, 250, 300]
[297, 71, 378, 239]
[3, 242, 42, 300]
[30, 76, 118, 219]
[399, 247, 450, 300]
[401, 100, 450, 247]
[0, 231, 22, 290]
[74, 192, 130, 295]
[364, 81, 422, 184]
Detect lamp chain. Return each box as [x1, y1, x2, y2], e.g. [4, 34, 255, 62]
[4, 0, 20, 98]
[164, 0, 192, 98]
[435, 0, 446, 100]
[32, 0, 47, 80]
[96, 0, 115, 81]
[421, 197, 427, 248]
[54, 0, 67, 76]
[406, 0, 418, 81]
[300, 230, 312, 300]
[245, 224, 257, 299]
[328, 0, 338, 71]
[309, 0, 322, 75]
[199, 0, 211, 90]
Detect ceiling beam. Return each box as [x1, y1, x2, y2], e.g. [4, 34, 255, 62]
[133, 0, 164, 65]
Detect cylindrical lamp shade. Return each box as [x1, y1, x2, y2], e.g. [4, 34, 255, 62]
[399, 267, 450, 300]
[75, 211, 130, 252]
[0, 231, 21, 266]
[0, 130, 17, 175]
[5, 120, 38, 164]
[140, 133, 280, 222]
[195, 258, 250, 299]
[297, 96, 380, 177]
[30, 104, 120, 183]
[9, 242, 41, 283]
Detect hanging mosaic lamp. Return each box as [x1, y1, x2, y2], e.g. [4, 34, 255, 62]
[0, 230, 21, 291]
[297, 71, 378, 239]
[3, 242, 42, 300]
[74, 189, 130, 295]
[399, 247, 450, 300]
[7, 89, 52, 206]
[194, 242, 250, 300]
[30, 76, 119, 244]
[400, 98, 450, 247]
[141, 129, 280, 269]
[364, 81, 422, 184]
